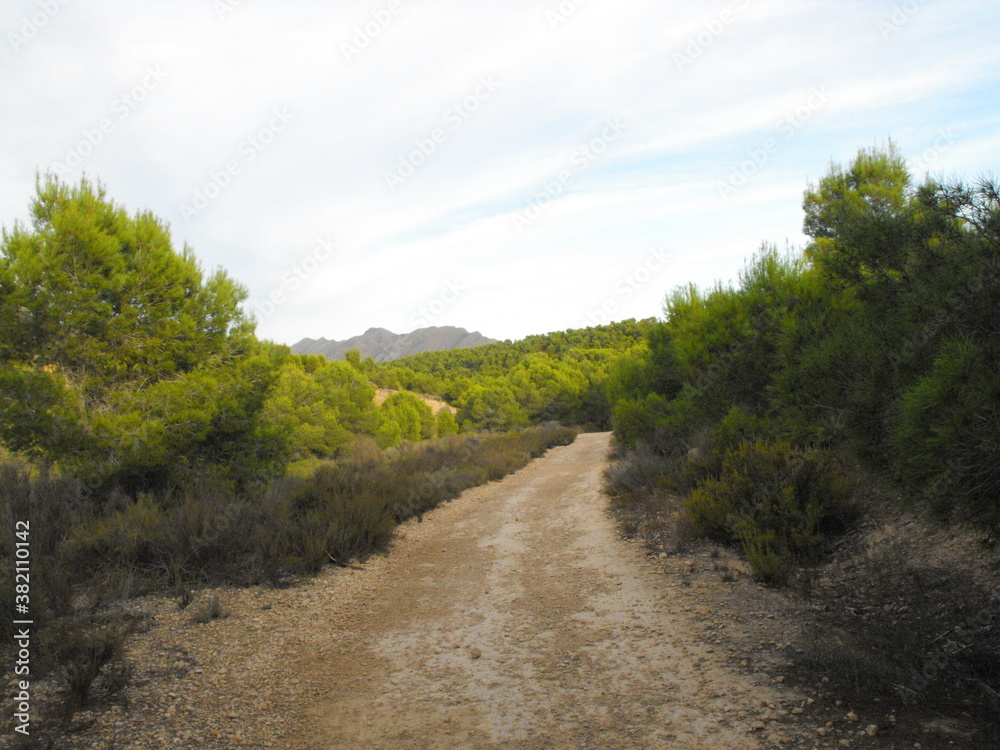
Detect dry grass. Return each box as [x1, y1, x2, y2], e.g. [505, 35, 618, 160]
[603, 444, 697, 554]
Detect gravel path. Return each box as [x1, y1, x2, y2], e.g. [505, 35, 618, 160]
[33, 432, 814, 749]
[294, 432, 794, 749]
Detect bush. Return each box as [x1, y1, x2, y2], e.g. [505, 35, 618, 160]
[190, 596, 226, 624]
[604, 443, 672, 500]
[0, 463, 88, 631]
[685, 439, 857, 582]
[436, 409, 459, 437]
[56, 424, 580, 588]
[893, 338, 1000, 529]
[612, 394, 669, 450]
[604, 444, 696, 553]
[41, 616, 134, 713]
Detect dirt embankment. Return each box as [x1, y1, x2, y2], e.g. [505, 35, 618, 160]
[374, 388, 457, 415]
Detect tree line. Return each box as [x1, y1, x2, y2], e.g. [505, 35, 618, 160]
[0, 175, 646, 496]
[605, 144, 1000, 579]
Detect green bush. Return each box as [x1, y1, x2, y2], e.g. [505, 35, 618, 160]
[893, 337, 1000, 528]
[685, 439, 857, 582]
[377, 391, 436, 446]
[436, 409, 459, 437]
[612, 394, 669, 450]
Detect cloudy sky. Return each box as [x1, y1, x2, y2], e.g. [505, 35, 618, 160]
[2, 1, 998, 345]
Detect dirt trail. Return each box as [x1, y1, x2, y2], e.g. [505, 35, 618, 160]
[294, 432, 793, 749]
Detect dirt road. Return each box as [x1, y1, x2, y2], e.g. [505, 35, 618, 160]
[294, 432, 793, 749]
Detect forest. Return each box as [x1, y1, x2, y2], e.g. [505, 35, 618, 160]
[601, 144, 1000, 728]
[0, 175, 646, 492]
[0, 175, 647, 723]
[1, 144, 998, 732]
[604, 144, 999, 580]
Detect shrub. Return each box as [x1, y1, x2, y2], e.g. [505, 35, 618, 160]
[436, 409, 459, 437]
[685, 439, 857, 582]
[612, 394, 669, 450]
[56, 423, 580, 589]
[190, 596, 226, 624]
[42, 617, 134, 713]
[0, 463, 87, 629]
[893, 337, 1000, 529]
[603, 443, 672, 500]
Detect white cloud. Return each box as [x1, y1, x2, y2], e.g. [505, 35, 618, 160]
[2, 0, 998, 344]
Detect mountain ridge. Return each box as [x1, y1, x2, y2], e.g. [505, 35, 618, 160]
[291, 325, 497, 362]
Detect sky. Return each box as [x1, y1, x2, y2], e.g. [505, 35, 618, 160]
[2, 1, 999, 346]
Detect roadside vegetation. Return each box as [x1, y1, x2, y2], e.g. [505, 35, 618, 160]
[5, 145, 998, 742]
[0, 176, 589, 739]
[604, 143, 1000, 739]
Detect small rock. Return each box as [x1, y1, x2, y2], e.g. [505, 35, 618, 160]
[817, 726, 830, 736]
[846, 711, 859, 722]
[865, 724, 879, 737]
[468, 647, 482, 660]
[791, 707, 804, 715]
[750, 720, 766, 731]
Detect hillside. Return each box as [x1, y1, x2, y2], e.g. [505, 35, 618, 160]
[291, 326, 496, 362]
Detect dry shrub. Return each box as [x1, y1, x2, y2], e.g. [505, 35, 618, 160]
[41, 616, 134, 715]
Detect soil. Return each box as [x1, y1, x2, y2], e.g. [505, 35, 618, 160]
[8, 432, 982, 748]
[374, 389, 457, 415]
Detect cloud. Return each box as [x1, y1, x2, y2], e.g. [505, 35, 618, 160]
[2, 0, 998, 344]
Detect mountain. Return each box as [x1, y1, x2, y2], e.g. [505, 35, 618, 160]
[290, 326, 497, 362]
